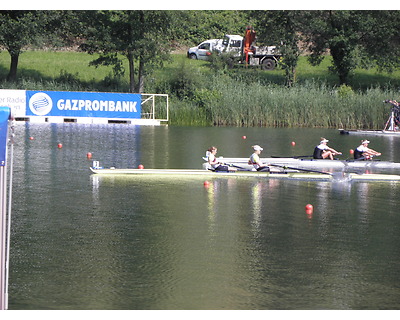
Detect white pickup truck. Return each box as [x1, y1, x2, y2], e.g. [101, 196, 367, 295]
[187, 39, 223, 60]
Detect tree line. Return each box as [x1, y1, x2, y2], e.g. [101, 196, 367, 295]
[0, 10, 399, 91]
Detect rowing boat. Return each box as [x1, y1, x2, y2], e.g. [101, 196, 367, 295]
[339, 103, 400, 136]
[210, 157, 400, 171]
[339, 128, 400, 136]
[89, 166, 400, 182]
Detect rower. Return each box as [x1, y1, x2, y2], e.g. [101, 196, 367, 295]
[206, 146, 236, 172]
[354, 140, 381, 160]
[203, 150, 211, 162]
[313, 137, 342, 160]
[248, 145, 270, 172]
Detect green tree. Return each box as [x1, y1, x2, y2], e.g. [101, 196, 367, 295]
[42, 11, 82, 49]
[177, 10, 251, 46]
[302, 10, 400, 85]
[304, 11, 360, 84]
[356, 10, 400, 72]
[0, 11, 44, 81]
[0, 10, 69, 82]
[253, 11, 304, 87]
[78, 10, 175, 93]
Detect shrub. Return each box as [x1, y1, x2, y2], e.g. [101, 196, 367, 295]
[336, 84, 355, 98]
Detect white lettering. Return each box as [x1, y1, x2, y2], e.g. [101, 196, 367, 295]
[100, 100, 107, 111]
[122, 101, 130, 112]
[57, 99, 65, 110]
[85, 100, 92, 111]
[92, 100, 99, 111]
[76, 100, 84, 110]
[56, 98, 138, 113]
[130, 101, 137, 113]
[65, 100, 72, 110]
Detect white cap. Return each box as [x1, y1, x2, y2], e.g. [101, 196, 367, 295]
[253, 145, 263, 151]
[320, 138, 329, 143]
[362, 140, 370, 144]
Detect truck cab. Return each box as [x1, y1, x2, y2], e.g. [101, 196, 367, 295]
[221, 35, 243, 56]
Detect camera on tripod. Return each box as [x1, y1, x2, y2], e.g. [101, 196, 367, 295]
[384, 99, 399, 108]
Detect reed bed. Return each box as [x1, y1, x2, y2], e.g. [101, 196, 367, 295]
[168, 100, 209, 126]
[168, 75, 398, 128]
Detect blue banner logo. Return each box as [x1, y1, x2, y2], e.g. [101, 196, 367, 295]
[29, 92, 53, 115]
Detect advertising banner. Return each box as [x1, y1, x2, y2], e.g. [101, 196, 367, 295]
[0, 90, 26, 118]
[26, 90, 141, 119]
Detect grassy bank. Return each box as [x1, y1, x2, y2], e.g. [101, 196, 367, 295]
[1, 50, 399, 128]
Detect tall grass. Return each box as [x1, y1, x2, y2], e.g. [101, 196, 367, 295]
[1, 51, 399, 128]
[202, 77, 396, 128]
[168, 100, 209, 126]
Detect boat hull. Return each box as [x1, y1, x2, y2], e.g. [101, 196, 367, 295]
[89, 167, 400, 182]
[215, 157, 400, 171]
[339, 129, 400, 136]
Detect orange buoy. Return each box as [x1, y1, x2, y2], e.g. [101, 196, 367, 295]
[29, 136, 34, 140]
[87, 152, 92, 159]
[203, 181, 210, 188]
[291, 141, 296, 146]
[57, 143, 63, 149]
[305, 204, 314, 214]
[349, 149, 354, 154]
[242, 135, 247, 139]
[138, 164, 144, 169]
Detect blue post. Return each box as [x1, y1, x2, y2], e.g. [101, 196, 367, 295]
[0, 107, 11, 310]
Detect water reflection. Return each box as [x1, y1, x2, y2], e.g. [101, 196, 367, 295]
[8, 123, 400, 309]
[250, 182, 263, 229]
[205, 180, 217, 238]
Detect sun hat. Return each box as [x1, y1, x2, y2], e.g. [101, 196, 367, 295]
[253, 145, 263, 151]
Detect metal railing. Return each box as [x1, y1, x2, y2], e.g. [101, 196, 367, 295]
[141, 94, 169, 123]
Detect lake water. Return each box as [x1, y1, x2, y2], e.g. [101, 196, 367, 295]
[7, 123, 400, 309]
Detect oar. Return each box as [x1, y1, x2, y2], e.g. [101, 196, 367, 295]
[223, 162, 251, 171]
[205, 160, 251, 171]
[271, 155, 313, 159]
[269, 163, 344, 178]
[345, 154, 381, 162]
[351, 156, 368, 161]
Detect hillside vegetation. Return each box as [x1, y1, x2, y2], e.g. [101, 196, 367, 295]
[1, 50, 399, 128]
